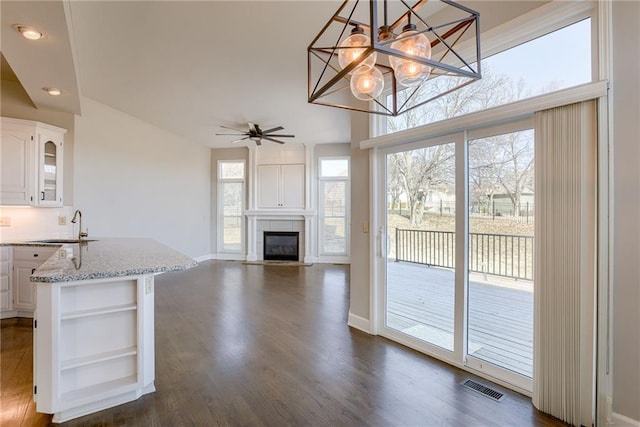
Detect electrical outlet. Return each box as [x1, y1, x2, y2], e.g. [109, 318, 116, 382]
[58, 215, 67, 225]
[0, 217, 11, 227]
[362, 221, 369, 233]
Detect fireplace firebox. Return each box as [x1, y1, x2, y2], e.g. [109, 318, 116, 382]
[263, 232, 299, 261]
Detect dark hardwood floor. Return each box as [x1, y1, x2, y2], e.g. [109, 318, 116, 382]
[1, 260, 567, 426]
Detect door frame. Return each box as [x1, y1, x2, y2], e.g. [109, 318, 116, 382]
[372, 121, 536, 395]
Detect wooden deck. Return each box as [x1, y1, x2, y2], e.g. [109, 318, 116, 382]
[386, 261, 533, 377]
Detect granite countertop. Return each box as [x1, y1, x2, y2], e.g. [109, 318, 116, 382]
[21, 238, 197, 283]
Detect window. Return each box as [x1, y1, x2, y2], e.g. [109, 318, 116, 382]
[218, 160, 245, 253]
[318, 157, 350, 256]
[383, 14, 593, 135]
[368, 2, 605, 396]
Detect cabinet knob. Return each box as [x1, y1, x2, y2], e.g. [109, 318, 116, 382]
[34, 253, 39, 257]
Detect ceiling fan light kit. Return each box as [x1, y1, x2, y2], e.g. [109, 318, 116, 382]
[216, 123, 295, 145]
[307, 0, 481, 116]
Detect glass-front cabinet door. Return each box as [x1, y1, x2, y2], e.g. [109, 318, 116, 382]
[37, 129, 63, 207]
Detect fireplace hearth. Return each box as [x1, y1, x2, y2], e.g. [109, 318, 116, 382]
[263, 232, 299, 261]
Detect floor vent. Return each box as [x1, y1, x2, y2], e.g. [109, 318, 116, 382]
[460, 379, 505, 402]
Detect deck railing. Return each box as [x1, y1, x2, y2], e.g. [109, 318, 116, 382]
[395, 229, 534, 280]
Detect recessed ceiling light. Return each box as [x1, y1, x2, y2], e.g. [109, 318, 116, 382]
[43, 87, 61, 96]
[13, 24, 43, 40]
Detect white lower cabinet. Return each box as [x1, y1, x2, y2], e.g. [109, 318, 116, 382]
[0, 247, 12, 314]
[12, 246, 59, 315]
[35, 274, 155, 423]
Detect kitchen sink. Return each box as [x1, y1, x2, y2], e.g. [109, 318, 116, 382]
[30, 239, 98, 244]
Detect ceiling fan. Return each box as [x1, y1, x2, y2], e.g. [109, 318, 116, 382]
[216, 122, 295, 145]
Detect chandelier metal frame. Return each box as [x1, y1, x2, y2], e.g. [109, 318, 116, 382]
[307, 0, 481, 116]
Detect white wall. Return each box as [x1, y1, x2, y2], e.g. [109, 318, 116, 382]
[611, 1, 640, 422]
[349, 111, 371, 326]
[73, 97, 211, 258]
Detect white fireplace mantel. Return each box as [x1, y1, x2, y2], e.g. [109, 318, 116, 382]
[245, 209, 315, 220]
[244, 210, 316, 263]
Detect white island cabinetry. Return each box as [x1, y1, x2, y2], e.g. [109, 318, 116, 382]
[30, 237, 195, 423]
[35, 275, 154, 423]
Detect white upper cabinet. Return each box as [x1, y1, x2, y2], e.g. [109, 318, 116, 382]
[0, 118, 66, 207]
[36, 129, 64, 206]
[281, 164, 305, 208]
[0, 125, 32, 205]
[257, 164, 305, 209]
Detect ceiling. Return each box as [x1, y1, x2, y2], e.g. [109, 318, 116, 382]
[2, 0, 353, 148]
[1, 1, 547, 149]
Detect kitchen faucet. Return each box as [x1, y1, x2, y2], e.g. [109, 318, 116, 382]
[70, 210, 88, 241]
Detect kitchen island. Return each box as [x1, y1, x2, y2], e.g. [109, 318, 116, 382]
[29, 238, 196, 423]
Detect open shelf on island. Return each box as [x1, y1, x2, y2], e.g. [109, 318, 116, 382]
[61, 303, 137, 320]
[61, 346, 137, 371]
[60, 375, 139, 405]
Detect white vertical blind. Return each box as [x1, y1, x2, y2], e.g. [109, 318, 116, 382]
[533, 100, 597, 426]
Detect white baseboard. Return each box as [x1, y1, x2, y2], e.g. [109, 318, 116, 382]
[194, 254, 214, 263]
[317, 255, 351, 264]
[347, 311, 372, 334]
[214, 253, 246, 261]
[613, 413, 640, 427]
[195, 254, 352, 264]
[0, 310, 18, 319]
[194, 254, 247, 262]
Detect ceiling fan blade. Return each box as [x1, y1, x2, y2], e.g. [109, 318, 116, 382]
[261, 126, 284, 134]
[216, 133, 245, 136]
[220, 125, 247, 133]
[231, 136, 250, 143]
[266, 134, 295, 138]
[262, 136, 286, 144]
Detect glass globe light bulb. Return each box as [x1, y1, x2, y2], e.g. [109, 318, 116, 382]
[389, 24, 432, 87]
[338, 26, 377, 72]
[350, 66, 384, 101]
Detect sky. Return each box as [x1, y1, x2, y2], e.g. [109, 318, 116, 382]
[483, 18, 592, 95]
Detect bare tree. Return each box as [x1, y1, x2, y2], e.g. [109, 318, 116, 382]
[468, 129, 534, 217]
[390, 144, 454, 226]
[387, 65, 525, 224]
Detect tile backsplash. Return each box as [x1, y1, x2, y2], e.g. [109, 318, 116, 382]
[0, 206, 74, 241]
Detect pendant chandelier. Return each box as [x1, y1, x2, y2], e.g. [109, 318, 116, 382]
[307, 0, 481, 116]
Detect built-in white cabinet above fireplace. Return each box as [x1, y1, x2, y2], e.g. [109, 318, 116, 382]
[257, 164, 304, 209]
[244, 144, 315, 263]
[250, 144, 309, 211]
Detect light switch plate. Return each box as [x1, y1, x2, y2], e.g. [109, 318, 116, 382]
[0, 217, 11, 227]
[58, 215, 67, 225]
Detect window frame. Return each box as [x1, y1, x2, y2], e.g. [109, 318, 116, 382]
[370, 1, 598, 138]
[217, 159, 246, 255]
[318, 156, 351, 257]
[364, 0, 610, 399]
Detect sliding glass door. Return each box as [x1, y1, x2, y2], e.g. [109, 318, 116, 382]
[466, 129, 535, 386]
[378, 125, 534, 391]
[385, 140, 457, 352]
